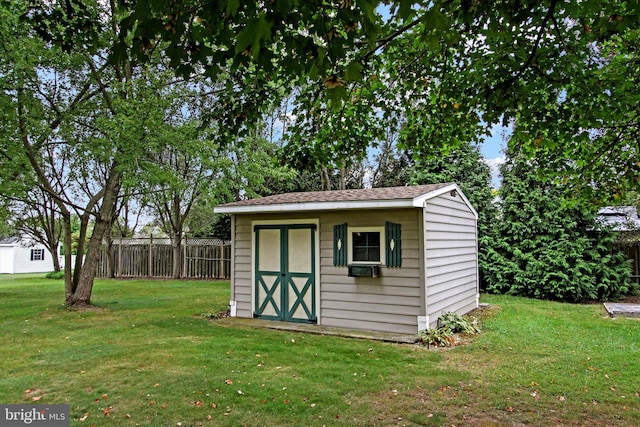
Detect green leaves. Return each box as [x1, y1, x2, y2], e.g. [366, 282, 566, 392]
[225, 0, 240, 17]
[234, 13, 273, 59]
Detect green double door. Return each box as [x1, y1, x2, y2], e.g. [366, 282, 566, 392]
[254, 224, 316, 323]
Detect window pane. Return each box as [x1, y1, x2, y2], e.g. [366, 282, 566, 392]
[353, 248, 368, 261]
[367, 232, 380, 247]
[352, 232, 367, 246]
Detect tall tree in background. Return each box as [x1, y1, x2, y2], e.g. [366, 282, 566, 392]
[482, 142, 634, 302]
[283, 80, 384, 190]
[368, 114, 414, 189]
[1, 0, 199, 307]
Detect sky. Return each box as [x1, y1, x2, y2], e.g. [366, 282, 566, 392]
[479, 122, 510, 188]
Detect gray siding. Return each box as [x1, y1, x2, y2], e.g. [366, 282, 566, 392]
[230, 210, 423, 335]
[319, 210, 422, 335]
[231, 216, 253, 318]
[424, 192, 478, 328]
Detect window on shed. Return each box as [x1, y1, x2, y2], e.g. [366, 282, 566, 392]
[352, 231, 381, 262]
[347, 226, 385, 264]
[334, 223, 402, 268]
[30, 248, 45, 261]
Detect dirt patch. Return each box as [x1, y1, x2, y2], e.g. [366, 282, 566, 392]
[66, 304, 106, 312]
[468, 303, 502, 322]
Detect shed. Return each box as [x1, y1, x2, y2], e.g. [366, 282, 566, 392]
[214, 183, 479, 335]
[0, 236, 56, 274]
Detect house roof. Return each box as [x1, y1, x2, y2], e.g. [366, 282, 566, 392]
[214, 183, 477, 216]
[597, 206, 640, 232]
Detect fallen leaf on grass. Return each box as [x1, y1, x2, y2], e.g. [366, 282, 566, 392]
[224, 379, 233, 385]
[79, 413, 89, 421]
[195, 401, 203, 406]
[31, 396, 42, 402]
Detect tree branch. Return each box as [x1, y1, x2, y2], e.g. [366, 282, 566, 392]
[492, 0, 559, 93]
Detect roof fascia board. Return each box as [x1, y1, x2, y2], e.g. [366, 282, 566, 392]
[214, 199, 416, 214]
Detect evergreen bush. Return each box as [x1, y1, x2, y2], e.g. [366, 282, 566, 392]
[482, 146, 636, 302]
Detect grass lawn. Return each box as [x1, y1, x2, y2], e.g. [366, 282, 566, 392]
[0, 275, 639, 426]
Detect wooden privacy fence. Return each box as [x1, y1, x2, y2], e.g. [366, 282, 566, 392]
[97, 237, 231, 279]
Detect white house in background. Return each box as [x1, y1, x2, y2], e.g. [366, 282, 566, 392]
[598, 206, 640, 285]
[0, 236, 57, 274]
[597, 206, 640, 231]
[215, 183, 479, 335]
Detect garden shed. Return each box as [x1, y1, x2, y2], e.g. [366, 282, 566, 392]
[214, 183, 479, 335]
[0, 236, 56, 274]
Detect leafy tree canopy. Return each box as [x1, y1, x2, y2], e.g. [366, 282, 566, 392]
[113, 0, 639, 199]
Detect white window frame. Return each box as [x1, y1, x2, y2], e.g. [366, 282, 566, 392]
[347, 226, 385, 265]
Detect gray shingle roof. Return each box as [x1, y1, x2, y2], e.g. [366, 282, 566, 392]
[215, 183, 456, 213]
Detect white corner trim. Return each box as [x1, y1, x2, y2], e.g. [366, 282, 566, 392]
[418, 316, 429, 331]
[229, 301, 237, 317]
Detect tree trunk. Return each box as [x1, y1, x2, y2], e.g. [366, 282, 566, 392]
[51, 245, 61, 272]
[66, 170, 122, 309]
[105, 231, 115, 278]
[171, 232, 182, 279]
[62, 212, 74, 302]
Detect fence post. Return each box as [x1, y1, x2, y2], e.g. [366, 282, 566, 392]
[182, 234, 188, 279]
[117, 238, 122, 277]
[147, 235, 152, 276]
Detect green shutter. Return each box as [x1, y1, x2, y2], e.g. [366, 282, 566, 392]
[385, 222, 401, 267]
[333, 223, 347, 266]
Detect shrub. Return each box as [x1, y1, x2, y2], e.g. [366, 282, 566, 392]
[45, 271, 65, 280]
[438, 312, 480, 334]
[418, 327, 455, 348]
[482, 146, 636, 302]
[418, 312, 481, 348]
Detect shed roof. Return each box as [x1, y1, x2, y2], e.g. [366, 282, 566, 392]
[0, 236, 20, 245]
[215, 183, 477, 216]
